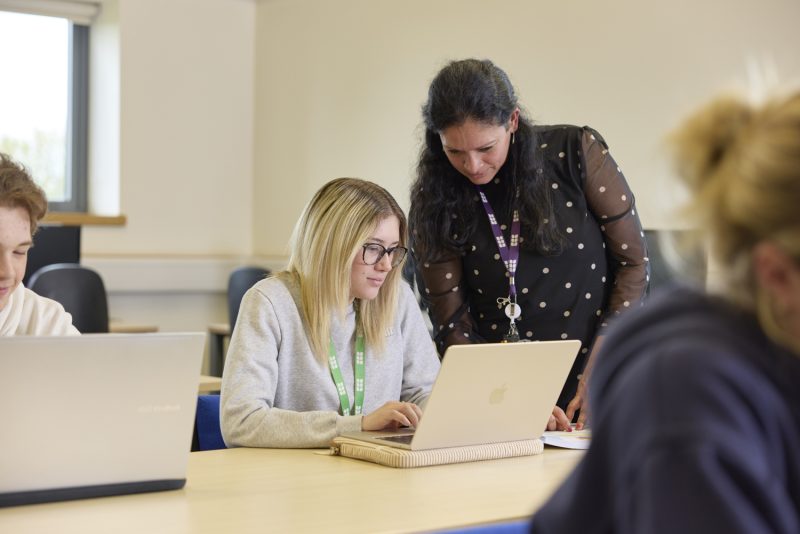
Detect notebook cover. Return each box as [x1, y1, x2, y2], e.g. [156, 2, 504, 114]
[331, 437, 543, 468]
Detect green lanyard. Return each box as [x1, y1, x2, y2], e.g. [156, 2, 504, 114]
[327, 332, 365, 415]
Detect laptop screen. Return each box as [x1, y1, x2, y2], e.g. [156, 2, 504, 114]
[0, 333, 204, 507]
[342, 340, 580, 450]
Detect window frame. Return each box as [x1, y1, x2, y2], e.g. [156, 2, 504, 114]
[50, 21, 89, 213]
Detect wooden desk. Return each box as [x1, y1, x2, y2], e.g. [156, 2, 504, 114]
[197, 375, 222, 393]
[0, 447, 583, 533]
[207, 322, 230, 376]
[108, 323, 159, 334]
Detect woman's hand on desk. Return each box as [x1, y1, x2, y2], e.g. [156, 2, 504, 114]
[565, 335, 603, 430]
[362, 401, 423, 431]
[565, 375, 591, 430]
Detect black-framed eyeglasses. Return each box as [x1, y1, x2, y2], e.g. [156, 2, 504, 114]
[361, 243, 408, 267]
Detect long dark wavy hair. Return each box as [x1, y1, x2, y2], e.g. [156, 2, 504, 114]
[409, 59, 565, 262]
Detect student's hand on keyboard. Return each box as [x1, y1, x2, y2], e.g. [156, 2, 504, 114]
[361, 401, 422, 431]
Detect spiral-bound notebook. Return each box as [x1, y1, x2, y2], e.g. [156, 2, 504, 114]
[0, 333, 204, 507]
[340, 340, 580, 451]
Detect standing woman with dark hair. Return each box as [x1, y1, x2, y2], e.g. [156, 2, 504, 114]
[409, 59, 648, 429]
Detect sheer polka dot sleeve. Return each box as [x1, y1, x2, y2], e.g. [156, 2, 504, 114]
[417, 253, 481, 355]
[581, 127, 649, 326]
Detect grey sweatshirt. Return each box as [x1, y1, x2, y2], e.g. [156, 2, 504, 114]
[220, 276, 441, 448]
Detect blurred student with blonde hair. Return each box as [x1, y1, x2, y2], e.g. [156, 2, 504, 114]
[531, 90, 800, 532]
[221, 178, 440, 448]
[0, 152, 79, 336]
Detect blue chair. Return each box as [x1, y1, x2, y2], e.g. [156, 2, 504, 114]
[228, 266, 270, 333]
[192, 395, 226, 451]
[206, 266, 270, 377]
[435, 520, 529, 534]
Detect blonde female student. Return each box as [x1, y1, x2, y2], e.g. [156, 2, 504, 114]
[221, 178, 441, 448]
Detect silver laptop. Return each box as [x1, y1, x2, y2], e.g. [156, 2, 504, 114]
[342, 340, 580, 450]
[0, 332, 205, 507]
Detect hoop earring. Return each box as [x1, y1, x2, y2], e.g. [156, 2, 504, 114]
[511, 132, 515, 145]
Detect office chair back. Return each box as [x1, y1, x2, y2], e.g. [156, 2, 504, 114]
[192, 394, 226, 451]
[22, 225, 81, 287]
[227, 266, 270, 333]
[643, 229, 707, 297]
[27, 263, 110, 333]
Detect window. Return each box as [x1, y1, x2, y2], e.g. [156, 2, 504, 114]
[0, 9, 89, 212]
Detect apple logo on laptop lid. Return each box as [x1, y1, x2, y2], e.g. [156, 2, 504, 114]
[488, 384, 508, 405]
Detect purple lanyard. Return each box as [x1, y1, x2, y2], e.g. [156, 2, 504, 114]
[476, 186, 522, 341]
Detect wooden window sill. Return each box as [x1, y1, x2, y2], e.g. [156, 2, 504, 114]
[42, 212, 127, 226]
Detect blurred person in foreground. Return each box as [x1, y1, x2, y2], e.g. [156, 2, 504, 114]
[531, 89, 800, 533]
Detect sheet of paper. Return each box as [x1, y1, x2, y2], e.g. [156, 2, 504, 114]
[541, 428, 592, 449]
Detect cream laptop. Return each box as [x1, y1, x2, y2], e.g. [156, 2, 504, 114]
[0, 332, 205, 507]
[341, 340, 580, 450]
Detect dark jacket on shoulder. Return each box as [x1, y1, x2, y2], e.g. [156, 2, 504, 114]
[531, 285, 800, 534]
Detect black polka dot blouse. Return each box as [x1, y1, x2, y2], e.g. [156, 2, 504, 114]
[418, 125, 650, 408]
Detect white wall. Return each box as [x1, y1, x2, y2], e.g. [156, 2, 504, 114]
[81, 0, 259, 346]
[253, 0, 800, 257]
[75, 0, 800, 344]
[86, 0, 256, 257]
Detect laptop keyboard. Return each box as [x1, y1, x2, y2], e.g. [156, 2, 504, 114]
[378, 434, 415, 445]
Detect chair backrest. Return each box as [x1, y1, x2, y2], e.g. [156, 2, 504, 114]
[192, 394, 226, 451]
[22, 225, 81, 287]
[27, 263, 109, 333]
[227, 266, 270, 333]
[644, 229, 707, 296]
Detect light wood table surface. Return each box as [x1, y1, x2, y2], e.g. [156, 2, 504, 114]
[197, 375, 222, 393]
[108, 323, 159, 334]
[0, 446, 583, 533]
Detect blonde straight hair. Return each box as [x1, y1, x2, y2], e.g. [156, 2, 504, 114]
[668, 90, 800, 348]
[277, 178, 408, 360]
